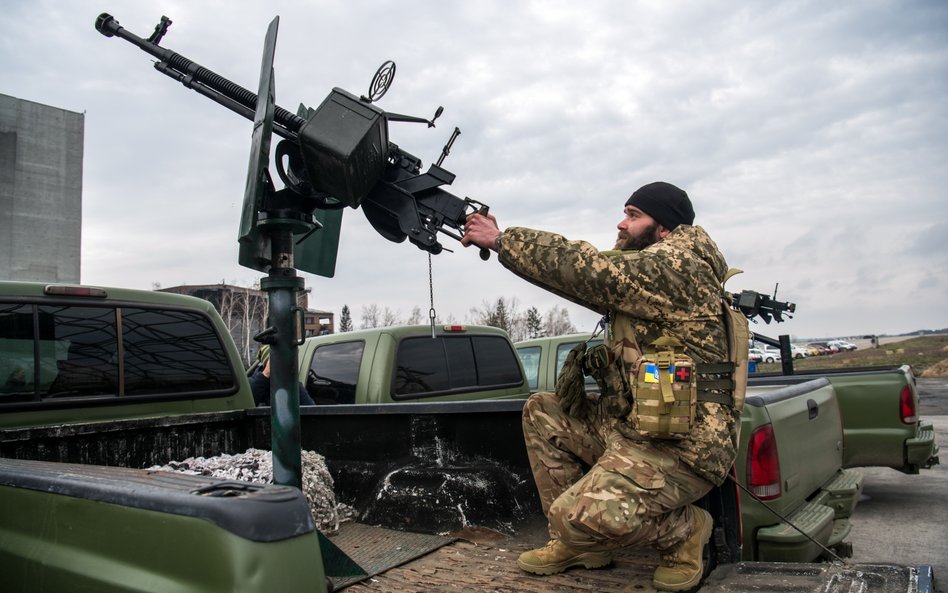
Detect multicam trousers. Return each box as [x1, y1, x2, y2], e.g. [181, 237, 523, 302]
[522, 391, 713, 552]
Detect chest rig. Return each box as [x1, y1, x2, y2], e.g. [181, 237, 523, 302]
[584, 301, 742, 440]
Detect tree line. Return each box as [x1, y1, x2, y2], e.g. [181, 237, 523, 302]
[338, 297, 577, 342]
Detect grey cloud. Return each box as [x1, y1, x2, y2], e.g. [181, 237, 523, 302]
[3, 0, 947, 339]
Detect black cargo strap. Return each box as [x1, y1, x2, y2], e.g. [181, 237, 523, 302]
[696, 362, 736, 406]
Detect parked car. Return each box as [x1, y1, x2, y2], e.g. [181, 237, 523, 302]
[750, 347, 781, 364]
[807, 341, 835, 355]
[829, 340, 857, 352]
[790, 345, 810, 359]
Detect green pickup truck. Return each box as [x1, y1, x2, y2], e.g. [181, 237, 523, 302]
[0, 283, 934, 592]
[514, 332, 940, 562]
[290, 325, 530, 405]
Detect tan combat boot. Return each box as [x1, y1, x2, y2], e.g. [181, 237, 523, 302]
[653, 505, 714, 592]
[517, 539, 613, 575]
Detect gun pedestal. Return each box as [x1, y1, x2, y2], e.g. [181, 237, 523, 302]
[258, 218, 311, 490]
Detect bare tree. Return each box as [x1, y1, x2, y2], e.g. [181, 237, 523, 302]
[360, 304, 380, 329]
[381, 307, 401, 327]
[406, 306, 424, 325]
[218, 290, 240, 346]
[467, 297, 527, 341]
[544, 305, 577, 337]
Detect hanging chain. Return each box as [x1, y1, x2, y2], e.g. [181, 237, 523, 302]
[428, 253, 437, 338]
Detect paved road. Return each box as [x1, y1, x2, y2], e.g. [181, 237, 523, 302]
[847, 378, 946, 592]
[918, 377, 948, 416]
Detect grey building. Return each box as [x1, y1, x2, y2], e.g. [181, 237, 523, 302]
[0, 94, 84, 283]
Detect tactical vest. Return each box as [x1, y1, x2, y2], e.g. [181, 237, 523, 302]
[586, 267, 750, 439]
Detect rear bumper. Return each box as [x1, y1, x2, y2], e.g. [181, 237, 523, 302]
[904, 420, 940, 473]
[755, 500, 836, 562]
[754, 469, 863, 562]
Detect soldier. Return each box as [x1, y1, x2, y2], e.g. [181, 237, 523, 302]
[461, 181, 739, 592]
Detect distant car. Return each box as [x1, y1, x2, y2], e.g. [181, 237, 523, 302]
[829, 340, 857, 352]
[790, 345, 810, 359]
[748, 347, 780, 364]
[807, 341, 835, 355]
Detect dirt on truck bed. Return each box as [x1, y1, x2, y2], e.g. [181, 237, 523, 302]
[332, 519, 665, 593]
[345, 540, 661, 592]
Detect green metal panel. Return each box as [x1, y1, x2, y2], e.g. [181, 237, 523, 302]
[295, 207, 343, 278]
[0, 485, 327, 593]
[238, 16, 278, 248]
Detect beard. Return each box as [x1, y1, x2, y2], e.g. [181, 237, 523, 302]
[614, 221, 661, 250]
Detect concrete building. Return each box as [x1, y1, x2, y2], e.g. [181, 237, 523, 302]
[0, 94, 84, 283]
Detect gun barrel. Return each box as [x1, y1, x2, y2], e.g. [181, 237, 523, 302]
[95, 13, 305, 139]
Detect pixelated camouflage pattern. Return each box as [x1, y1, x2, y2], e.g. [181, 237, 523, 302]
[522, 391, 712, 551]
[499, 225, 738, 484]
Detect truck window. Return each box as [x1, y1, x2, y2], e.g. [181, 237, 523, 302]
[516, 345, 541, 390]
[472, 335, 523, 385]
[0, 303, 236, 405]
[43, 305, 119, 398]
[393, 335, 523, 399]
[120, 308, 234, 395]
[306, 341, 363, 404]
[0, 304, 40, 400]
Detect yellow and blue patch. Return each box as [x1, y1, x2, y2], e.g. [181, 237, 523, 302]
[643, 363, 692, 383]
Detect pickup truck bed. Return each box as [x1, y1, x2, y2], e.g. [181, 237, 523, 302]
[331, 522, 929, 593]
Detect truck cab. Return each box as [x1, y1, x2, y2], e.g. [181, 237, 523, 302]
[293, 324, 529, 405]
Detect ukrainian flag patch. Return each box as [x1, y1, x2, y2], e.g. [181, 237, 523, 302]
[644, 363, 660, 383]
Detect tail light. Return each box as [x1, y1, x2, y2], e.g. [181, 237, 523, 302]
[899, 385, 917, 424]
[746, 423, 781, 501]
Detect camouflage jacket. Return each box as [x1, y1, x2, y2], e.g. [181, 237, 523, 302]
[498, 224, 738, 484]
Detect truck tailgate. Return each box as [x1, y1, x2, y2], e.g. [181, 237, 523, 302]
[0, 458, 324, 592]
[743, 378, 843, 518]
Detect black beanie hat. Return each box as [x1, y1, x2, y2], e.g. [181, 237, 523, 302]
[625, 181, 695, 231]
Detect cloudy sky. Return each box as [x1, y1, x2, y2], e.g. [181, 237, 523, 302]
[3, 0, 946, 341]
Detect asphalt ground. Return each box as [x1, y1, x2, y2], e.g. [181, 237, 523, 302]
[846, 377, 947, 592]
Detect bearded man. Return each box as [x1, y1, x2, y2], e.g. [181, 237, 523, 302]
[462, 182, 738, 592]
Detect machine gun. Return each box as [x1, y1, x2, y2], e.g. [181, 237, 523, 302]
[729, 288, 795, 324]
[94, 13, 490, 266]
[729, 287, 797, 374]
